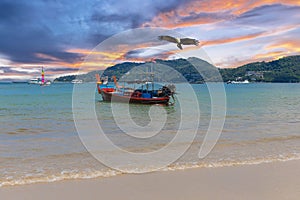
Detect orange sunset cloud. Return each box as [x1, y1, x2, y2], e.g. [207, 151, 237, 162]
[143, 0, 300, 28]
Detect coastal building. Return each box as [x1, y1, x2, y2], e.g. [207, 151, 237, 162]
[245, 71, 265, 79]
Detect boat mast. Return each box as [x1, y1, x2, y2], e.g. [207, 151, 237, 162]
[41, 67, 45, 85]
[151, 58, 156, 93]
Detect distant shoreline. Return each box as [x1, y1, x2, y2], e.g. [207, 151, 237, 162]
[2, 81, 300, 84]
[53, 55, 300, 84]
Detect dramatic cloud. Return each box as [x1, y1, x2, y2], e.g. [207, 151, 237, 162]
[144, 0, 300, 28]
[0, 0, 190, 70]
[144, 2, 300, 68]
[233, 4, 300, 27]
[0, 0, 299, 80]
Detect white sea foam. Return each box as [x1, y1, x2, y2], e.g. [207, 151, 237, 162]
[0, 169, 123, 187]
[1, 153, 299, 188]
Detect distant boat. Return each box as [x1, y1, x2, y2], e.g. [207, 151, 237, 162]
[43, 81, 51, 86]
[40, 67, 51, 86]
[227, 80, 250, 84]
[71, 79, 83, 84]
[28, 78, 42, 84]
[28, 67, 51, 86]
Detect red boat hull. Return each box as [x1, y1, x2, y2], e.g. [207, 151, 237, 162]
[100, 90, 170, 104]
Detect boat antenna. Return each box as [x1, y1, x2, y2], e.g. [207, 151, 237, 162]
[151, 58, 156, 92]
[112, 76, 120, 89]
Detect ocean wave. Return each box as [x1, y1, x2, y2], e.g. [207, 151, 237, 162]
[165, 152, 300, 171]
[0, 169, 122, 188]
[1, 153, 299, 188]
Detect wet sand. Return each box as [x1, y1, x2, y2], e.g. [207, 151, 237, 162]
[1, 160, 299, 200]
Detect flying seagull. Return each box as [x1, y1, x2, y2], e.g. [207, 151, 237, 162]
[158, 35, 199, 50]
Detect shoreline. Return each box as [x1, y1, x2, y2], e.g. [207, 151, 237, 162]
[1, 156, 299, 188]
[1, 159, 299, 200]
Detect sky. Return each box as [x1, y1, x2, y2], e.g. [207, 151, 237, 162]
[0, 0, 299, 80]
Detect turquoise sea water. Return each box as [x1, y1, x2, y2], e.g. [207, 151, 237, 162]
[0, 83, 299, 186]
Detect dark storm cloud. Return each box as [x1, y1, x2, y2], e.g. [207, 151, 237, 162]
[0, 0, 83, 64]
[0, 1, 22, 22]
[87, 0, 193, 44]
[0, 0, 191, 65]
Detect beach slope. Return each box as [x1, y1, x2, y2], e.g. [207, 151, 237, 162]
[1, 160, 299, 200]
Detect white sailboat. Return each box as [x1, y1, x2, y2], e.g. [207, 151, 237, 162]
[28, 67, 51, 85]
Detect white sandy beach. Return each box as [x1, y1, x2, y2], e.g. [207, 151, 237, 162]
[1, 160, 299, 200]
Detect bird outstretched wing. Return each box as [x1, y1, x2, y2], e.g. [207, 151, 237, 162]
[158, 35, 178, 44]
[180, 38, 199, 46]
[158, 35, 199, 50]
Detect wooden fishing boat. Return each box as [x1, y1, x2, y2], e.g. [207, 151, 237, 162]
[96, 74, 175, 105]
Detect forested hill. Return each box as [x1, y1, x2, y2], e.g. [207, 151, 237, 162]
[54, 55, 300, 83]
[220, 55, 300, 82]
